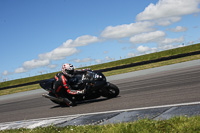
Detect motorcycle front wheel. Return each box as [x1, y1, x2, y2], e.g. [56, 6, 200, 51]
[101, 83, 119, 98]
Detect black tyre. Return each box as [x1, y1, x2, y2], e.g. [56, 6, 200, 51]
[101, 83, 119, 98]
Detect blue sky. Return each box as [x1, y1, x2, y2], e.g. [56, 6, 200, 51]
[1, 0, 200, 81]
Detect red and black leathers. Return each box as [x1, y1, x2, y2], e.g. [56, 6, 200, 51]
[52, 69, 89, 98]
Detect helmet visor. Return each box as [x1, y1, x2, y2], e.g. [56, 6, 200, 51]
[65, 69, 74, 75]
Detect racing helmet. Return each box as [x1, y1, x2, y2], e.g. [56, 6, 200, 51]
[61, 63, 74, 77]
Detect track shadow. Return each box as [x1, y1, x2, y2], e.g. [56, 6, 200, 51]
[77, 97, 108, 105]
[50, 96, 120, 109]
[50, 104, 68, 108]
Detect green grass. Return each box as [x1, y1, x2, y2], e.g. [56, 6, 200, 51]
[0, 84, 40, 96]
[1, 54, 200, 96]
[0, 72, 58, 89]
[85, 43, 200, 70]
[2, 116, 200, 132]
[103, 53, 200, 76]
[1, 43, 200, 88]
[0, 43, 200, 96]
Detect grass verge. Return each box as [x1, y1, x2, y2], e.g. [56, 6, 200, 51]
[1, 43, 200, 89]
[1, 43, 200, 96]
[0, 84, 40, 96]
[1, 54, 200, 96]
[2, 116, 200, 132]
[103, 53, 200, 76]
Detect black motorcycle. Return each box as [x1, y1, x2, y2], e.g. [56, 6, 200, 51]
[40, 70, 119, 106]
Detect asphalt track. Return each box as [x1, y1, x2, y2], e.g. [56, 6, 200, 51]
[1, 60, 200, 124]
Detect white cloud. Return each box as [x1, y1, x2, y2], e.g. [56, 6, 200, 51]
[12, 35, 100, 74]
[73, 58, 93, 63]
[101, 21, 155, 39]
[15, 67, 27, 73]
[39, 47, 78, 60]
[167, 26, 188, 32]
[39, 35, 99, 61]
[188, 41, 195, 45]
[72, 35, 100, 47]
[137, 45, 157, 53]
[62, 39, 73, 47]
[105, 56, 115, 61]
[14, 59, 51, 74]
[136, 0, 200, 21]
[95, 59, 103, 64]
[156, 17, 182, 26]
[2, 70, 14, 75]
[23, 59, 50, 69]
[160, 44, 177, 50]
[137, 45, 150, 53]
[2, 70, 8, 76]
[47, 64, 58, 69]
[63, 35, 100, 47]
[127, 53, 135, 58]
[7, 0, 200, 77]
[130, 31, 166, 44]
[160, 36, 184, 45]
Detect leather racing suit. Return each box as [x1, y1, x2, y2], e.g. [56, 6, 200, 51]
[52, 69, 90, 98]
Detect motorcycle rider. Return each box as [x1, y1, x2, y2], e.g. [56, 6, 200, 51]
[52, 63, 90, 106]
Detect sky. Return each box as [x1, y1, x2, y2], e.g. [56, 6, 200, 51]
[1, 0, 200, 82]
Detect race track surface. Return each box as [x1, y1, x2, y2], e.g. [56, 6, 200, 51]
[1, 62, 200, 123]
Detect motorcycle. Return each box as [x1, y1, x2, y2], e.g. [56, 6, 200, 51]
[39, 70, 120, 106]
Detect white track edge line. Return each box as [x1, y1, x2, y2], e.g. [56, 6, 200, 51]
[1, 101, 200, 125]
